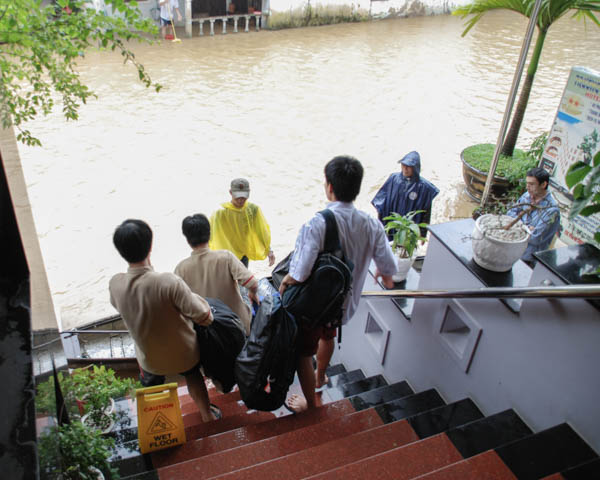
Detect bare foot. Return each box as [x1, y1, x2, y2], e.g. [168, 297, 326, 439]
[285, 394, 309, 413]
[315, 372, 329, 389]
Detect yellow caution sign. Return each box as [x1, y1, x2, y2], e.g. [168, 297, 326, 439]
[136, 382, 186, 454]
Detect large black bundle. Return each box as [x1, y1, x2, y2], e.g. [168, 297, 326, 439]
[195, 298, 246, 393]
[234, 292, 298, 411]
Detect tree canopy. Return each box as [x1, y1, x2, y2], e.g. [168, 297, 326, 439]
[0, 0, 160, 146]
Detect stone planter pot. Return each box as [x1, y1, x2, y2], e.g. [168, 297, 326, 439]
[461, 149, 512, 201]
[472, 214, 530, 272]
[392, 253, 416, 282]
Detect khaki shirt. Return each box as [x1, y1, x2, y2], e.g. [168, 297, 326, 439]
[174, 247, 257, 334]
[109, 266, 212, 375]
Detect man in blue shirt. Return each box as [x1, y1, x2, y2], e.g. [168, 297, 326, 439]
[372, 151, 439, 235]
[507, 167, 561, 264]
[279, 155, 397, 413]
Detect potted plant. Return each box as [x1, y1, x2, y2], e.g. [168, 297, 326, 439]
[35, 365, 140, 433]
[38, 421, 119, 480]
[383, 210, 428, 282]
[472, 213, 530, 272]
[461, 140, 540, 203]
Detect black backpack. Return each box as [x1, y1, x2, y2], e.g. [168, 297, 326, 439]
[234, 289, 298, 411]
[195, 298, 246, 394]
[272, 209, 354, 331]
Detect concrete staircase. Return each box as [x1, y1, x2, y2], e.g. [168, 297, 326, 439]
[114, 365, 599, 479]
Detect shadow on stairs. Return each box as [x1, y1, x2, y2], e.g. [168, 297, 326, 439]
[114, 364, 600, 480]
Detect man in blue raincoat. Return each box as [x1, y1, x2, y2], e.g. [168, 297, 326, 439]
[371, 151, 439, 235]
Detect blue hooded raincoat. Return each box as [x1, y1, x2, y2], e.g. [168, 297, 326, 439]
[371, 151, 440, 228]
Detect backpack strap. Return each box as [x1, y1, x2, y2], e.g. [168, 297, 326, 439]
[318, 209, 342, 254]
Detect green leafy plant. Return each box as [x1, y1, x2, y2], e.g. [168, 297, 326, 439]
[383, 211, 428, 258]
[0, 0, 161, 146]
[566, 149, 600, 243]
[35, 365, 140, 431]
[38, 421, 119, 480]
[454, 0, 600, 158]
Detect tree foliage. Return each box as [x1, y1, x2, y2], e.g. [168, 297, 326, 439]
[0, 0, 160, 146]
[453, 0, 600, 157]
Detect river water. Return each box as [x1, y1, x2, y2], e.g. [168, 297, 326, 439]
[18, 11, 600, 329]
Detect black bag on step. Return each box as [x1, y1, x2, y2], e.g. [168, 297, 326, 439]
[234, 290, 298, 411]
[271, 209, 354, 330]
[195, 298, 246, 393]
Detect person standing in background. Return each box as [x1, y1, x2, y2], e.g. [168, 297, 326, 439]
[210, 178, 275, 268]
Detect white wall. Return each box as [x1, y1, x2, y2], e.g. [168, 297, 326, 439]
[334, 230, 600, 453]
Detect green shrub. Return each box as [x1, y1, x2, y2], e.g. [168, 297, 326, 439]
[35, 365, 141, 421]
[38, 422, 119, 480]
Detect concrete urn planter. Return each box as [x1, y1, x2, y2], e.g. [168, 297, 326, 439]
[472, 214, 530, 272]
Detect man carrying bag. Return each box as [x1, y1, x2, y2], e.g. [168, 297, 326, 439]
[278, 155, 397, 413]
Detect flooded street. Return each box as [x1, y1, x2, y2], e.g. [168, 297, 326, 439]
[18, 11, 600, 329]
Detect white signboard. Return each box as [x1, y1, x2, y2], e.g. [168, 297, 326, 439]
[541, 66, 600, 247]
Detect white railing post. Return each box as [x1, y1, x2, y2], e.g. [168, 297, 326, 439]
[209, 18, 215, 35]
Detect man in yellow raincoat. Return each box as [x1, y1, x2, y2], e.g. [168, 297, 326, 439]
[209, 178, 275, 267]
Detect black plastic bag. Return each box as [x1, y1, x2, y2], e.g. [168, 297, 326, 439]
[235, 291, 298, 411]
[195, 298, 246, 394]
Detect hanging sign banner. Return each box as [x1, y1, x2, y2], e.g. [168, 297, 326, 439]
[136, 382, 186, 454]
[542, 66, 600, 247]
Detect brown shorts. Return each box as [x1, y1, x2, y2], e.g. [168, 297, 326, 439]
[296, 324, 337, 357]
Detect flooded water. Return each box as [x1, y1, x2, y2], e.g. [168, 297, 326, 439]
[18, 11, 600, 329]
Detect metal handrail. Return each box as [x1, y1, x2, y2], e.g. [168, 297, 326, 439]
[62, 329, 129, 335]
[362, 285, 600, 299]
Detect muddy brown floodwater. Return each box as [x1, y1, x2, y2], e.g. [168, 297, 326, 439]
[18, 11, 600, 328]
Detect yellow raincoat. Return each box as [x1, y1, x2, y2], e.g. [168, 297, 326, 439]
[209, 202, 271, 261]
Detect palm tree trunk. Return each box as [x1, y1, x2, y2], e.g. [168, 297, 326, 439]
[501, 28, 547, 157]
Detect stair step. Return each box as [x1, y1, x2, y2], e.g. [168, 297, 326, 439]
[182, 400, 248, 427]
[446, 409, 532, 458]
[407, 398, 484, 439]
[495, 423, 598, 479]
[303, 431, 463, 480]
[326, 374, 388, 401]
[150, 399, 356, 468]
[322, 369, 365, 388]
[184, 410, 276, 440]
[157, 408, 385, 479]
[211, 416, 421, 480]
[411, 450, 517, 479]
[556, 457, 600, 479]
[374, 389, 446, 423]
[324, 363, 346, 376]
[180, 389, 241, 415]
[348, 381, 414, 411]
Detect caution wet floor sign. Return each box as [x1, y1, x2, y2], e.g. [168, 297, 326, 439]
[136, 383, 186, 454]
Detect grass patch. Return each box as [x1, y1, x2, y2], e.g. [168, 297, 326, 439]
[267, 4, 370, 30]
[462, 143, 536, 183]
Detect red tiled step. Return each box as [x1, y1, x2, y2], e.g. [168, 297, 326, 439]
[413, 450, 517, 480]
[151, 399, 355, 469]
[184, 410, 276, 440]
[182, 400, 248, 428]
[157, 408, 384, 480]
[212, 418, 421, 480]
[304, 433, 463, 480]
[179, 389, 242, 414]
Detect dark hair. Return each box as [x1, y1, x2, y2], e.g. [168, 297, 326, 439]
[182, 214, 210, 247]
[527, 167, 550, 189]
[324, 155, 364, 202]
[113, 219, 152, 263]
